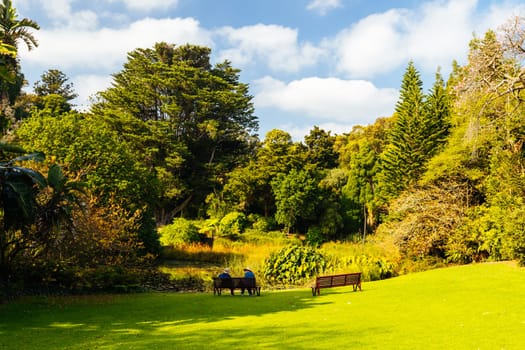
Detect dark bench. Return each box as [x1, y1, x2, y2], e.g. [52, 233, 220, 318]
[312, 272, 362, 296]
[213, 277, 261, 296]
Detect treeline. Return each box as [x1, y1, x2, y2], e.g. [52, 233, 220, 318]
[0, 0, 524, 295]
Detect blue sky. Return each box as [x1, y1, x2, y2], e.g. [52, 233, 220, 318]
[13, 0, 525, 140]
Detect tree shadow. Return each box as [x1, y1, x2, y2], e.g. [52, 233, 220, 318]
[0, 289, 342, 349]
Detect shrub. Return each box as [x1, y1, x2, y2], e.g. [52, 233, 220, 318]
[327, 255, 396, 281]
[219, 211, 248, 237]
[159, 218, 201, 247]
[263, 245, 327, 285]
[248, 214, 277, 232]
[306, 226, 324, 247]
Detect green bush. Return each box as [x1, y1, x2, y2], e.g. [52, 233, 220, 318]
[159, 218, 201, 247]
[263, 245, 327, 285]
[248, 214, 277, 232]
[219, 211, 247, 237]
[306, 226, 324, 247]
[445, 203, 525, 264]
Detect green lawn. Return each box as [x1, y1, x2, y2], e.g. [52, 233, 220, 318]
[1, 262, 525, 349]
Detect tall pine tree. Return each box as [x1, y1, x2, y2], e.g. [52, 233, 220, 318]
[423, 69, 450, 157]
[378, 61, 426, 200]
[378, 62, 451, 204]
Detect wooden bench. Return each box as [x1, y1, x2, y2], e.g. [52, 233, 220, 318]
[213, 277, 261, 296]
[311, 272, 362, 296]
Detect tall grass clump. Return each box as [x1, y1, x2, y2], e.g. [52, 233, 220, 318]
[320, 240, 400, 280]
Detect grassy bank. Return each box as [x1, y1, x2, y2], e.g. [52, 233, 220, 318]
[1, 262, 524, 349]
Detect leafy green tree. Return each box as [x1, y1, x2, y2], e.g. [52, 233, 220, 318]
[303, 126, 338, 169]
[14, 110, 161, 254]
[216, 129, 304, 220]
[33, 69, 77, 113]
[93, 42, 258, 220]
[271, 168, 320, 233]
[339, 120, 390, 236]
[33, 94, 72, 115]
[0, 0, 39, 134]
[159, 218, 200, 247]
[218, 211, 248, 237]
[33, 69, 77, 101]
[316, 168, 347, 239]
[385, 19, 525, 264]
[257, 129, 300, 176]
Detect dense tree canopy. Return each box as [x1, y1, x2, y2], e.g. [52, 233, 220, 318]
[2, 0, 525, 296]
[93, 42, 258, 221]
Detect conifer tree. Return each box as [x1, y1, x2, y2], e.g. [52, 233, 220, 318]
[378, 61, 426, 200]
[378, 63, 452, 203]
[422, 69, 451, 157]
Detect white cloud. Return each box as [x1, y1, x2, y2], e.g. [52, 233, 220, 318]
[278, 122, 356, 141]
[71, 74, 114, 110]
[16, 0, 99, 30]
[307, 0, 342, 15]
[20, 17, 212, 71]
[217, 24, 325, 73]
[406, 0, 477, 69]
[481, 1, 525, 34]
[117, 0, 179, 12]
[328, 9, 408, 78]
[253, 76, 398, 124]
[326, 0, 503, 78]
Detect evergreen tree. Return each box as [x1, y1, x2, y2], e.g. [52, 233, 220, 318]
[303, 126, 338, 169]
[33, 69, 78, 101]
[378, 61, 426, 200]
[93, 42, 258, 220]
[423, 69, 451, 157]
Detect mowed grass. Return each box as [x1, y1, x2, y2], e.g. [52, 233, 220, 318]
[1, 262, 525, 349]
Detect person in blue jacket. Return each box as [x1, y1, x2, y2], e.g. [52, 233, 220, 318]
[218, 268, 233, 295]
[218, 268, 231, 279]
[241, 267, 255, 296]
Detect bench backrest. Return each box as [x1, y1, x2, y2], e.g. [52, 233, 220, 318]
[316, 273, 361, 287]
[213, 277, 257, 288]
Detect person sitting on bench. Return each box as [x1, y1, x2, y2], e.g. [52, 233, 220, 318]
[241, 267, 255, 296]
[218, 268, 233, 295]
[218, 268, 231, 279]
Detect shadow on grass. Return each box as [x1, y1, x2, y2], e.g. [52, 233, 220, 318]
[0, 289, 341, 349]
[95, 323, 384, 350]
